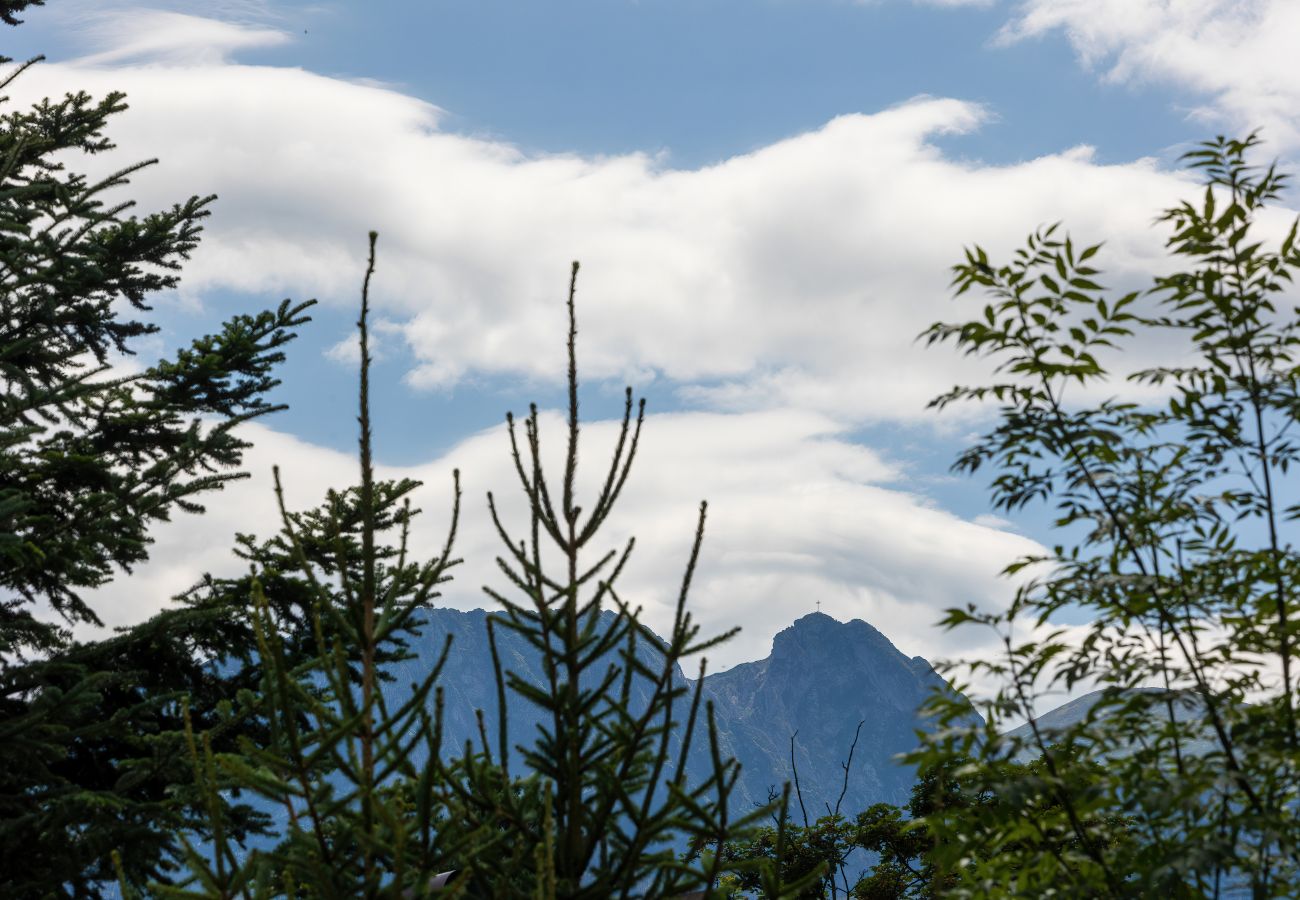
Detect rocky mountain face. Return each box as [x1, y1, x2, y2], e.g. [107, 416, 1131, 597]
[387, 608, 977, 818]
[701, 611, 974, 815]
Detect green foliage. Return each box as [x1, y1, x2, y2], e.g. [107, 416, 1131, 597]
[0, 36, 312, 896]
[711, 809, 849, 898]
[914, 133, 1300, 897]
[0, 603, 283, 894]
[713, 750, 1130, 898]
[0, 54, 312, 654]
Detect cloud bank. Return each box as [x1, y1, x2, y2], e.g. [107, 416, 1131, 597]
[11, 11, 1222, 424]
[84, 413, 1040, 671]
[69, 8, 289, 66]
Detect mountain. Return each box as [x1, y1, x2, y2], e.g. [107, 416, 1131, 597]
[1003, 687, 1218, 761]
[379, 607, 703, 779]
[701, 611, 976, 815]
[385, 607, 978, 818]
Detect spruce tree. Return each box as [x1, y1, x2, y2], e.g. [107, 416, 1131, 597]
[174, 245, 806, 898]
[0, 22, 312, 895]
[154, 234, 465, 898]
[0, 1, 42, 29]
[440, 261, 794, 897]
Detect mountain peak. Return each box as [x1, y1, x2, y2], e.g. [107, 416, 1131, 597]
[791, 610, 839, 626]
[774, 610, 900, 664]
[787, 609, 888, 636]
[698, 607, 980, 811]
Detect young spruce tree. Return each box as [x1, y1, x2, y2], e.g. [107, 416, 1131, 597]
[437, 261, 807, 897]
[174, 245, 809, 898]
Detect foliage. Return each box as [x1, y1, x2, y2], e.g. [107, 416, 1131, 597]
[914, 133, 1300, 897]
[713, 749, 1129, 898]
[0, 60, 309, 656]
[0, 30, 312, 896]
[0, 0, 42, 30]
[712, 810, 854, 898]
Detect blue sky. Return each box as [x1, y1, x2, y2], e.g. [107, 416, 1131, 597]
[188, 0, 1188, 168]
[9, 2, 1201, 171]
[9, 0, 1300, 674]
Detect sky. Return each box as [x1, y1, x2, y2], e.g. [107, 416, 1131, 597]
[7, 0, 1300, 688]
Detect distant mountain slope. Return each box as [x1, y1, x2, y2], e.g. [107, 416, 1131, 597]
[1003, 688, 1218, 761]
[380, 607, 705, 781]
[384, 608, 979, 818]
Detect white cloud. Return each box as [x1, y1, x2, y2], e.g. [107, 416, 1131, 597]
[1001, 0, 1300, 153]
[973, 513, 1014, 530]
[70, 9, 290, 66]
[80, 412, 1041, 670]
[8, 11, 1241, 424]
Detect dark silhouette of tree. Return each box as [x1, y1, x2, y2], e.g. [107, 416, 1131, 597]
[0, 16, 312, 893]
[0, 0, 42, 28]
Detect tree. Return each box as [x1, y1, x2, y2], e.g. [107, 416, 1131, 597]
[914, 134, 1300, 897]
[711, 747, 1130, 898]
[172, 249, 808, 898]
[0, 23, 312, 895]
[856, 748, 1131, 899]
[0, 1, 43, 29]
[705, 728, 861, 898]
[150, 234, 465, 899]
[710, 811, 853, 898]
[442, 261, 784, 896]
